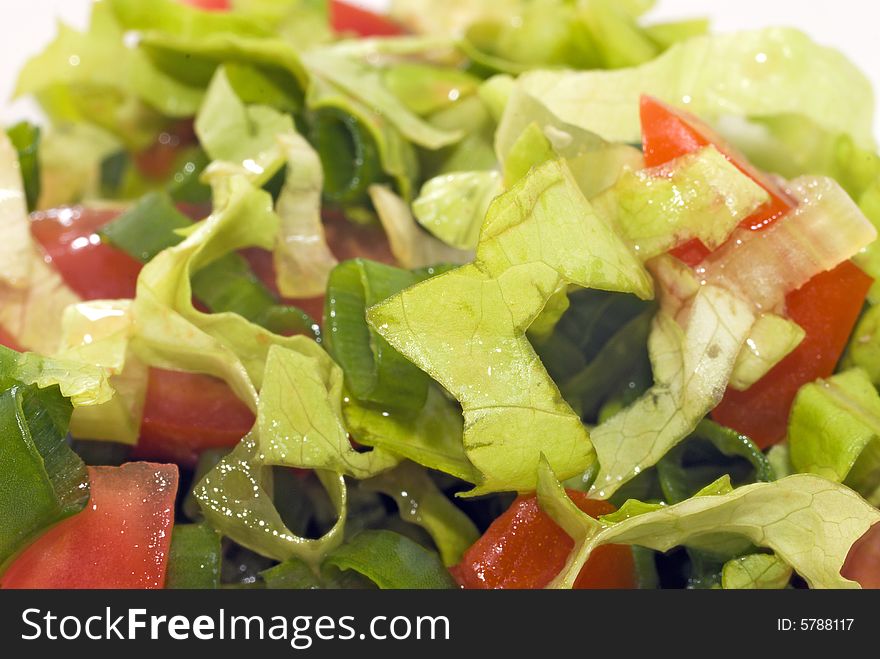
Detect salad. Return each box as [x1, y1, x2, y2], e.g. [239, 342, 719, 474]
[1, 0, 879, 591]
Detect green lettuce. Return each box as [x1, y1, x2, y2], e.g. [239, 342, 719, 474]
[5, 123, 41, 214]
[538, 460, 880, 589]
[412, 171, 503, 250]
[0, 133, 34, 289]
[789, 368, 880, 503]
[515, 28, 876, 149]
[368, 185, 473, 268]
[15, 2, 201, 147]
[589, 284, 755, 499]
[195, 433, 347, 566]
[847, 305, 880, 385]
[369, 160, 651, 494]
[323, 529, 456, 589]
[593, 146, 768, 260]
[256, 344, 399, 478]
[721, 553, 793, 590]
[729, 314, 804, 391]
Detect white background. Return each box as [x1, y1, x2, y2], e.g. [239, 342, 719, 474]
[1, 0, 878, 137]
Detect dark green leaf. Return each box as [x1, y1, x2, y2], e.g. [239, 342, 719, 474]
[323, 530, 456, 589]
[166, 524, 222, 589]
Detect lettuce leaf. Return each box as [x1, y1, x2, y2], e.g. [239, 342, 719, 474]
[272, 131, 338, 298]
[515, 28, 876, 149]
[538, 460, 880, 589]
[15, 2, 202, 146]
[729, 314, 805, 391]
[412, 171, 502, 250]
[195, 433, 347, 566]
[589, 285, 755, 499]
[721, 553, 793, 590]
[846, 305, 880, 385]
[0, 249, 80, 356]
[0, 133, 33, 289]
[256, 344, 399, 478]
[789, 368, 880, 501]
[593, 146, 768, 260]
[368, 185, 473, 268]
[368, 160, 651, 494]
[302, 47, 463, 151]
[323, 529, 456, 589]
[195, 68, 292, 185]
[54, 300, 146, 445]
[130, 174, 327, 408]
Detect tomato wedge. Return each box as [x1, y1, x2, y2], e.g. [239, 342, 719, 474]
[134, 368, 256, 467]
[712, 261, 872, 448]
[1, 462, 178, 589]
[30, 206, 142, 300]
[330, 1, 405, 37]
[640, 95, 796, 265]
[180, 0, 230, 10]
[842, 522, 880, 589]
[0, 326, 21, 351]
[451, 491, 636, 589]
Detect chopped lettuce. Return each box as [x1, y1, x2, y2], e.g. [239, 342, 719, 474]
[272, 131, 338, 298]
[589, 286, 754, 499]
[0, 133, 33, 289]
[721, 553, 793, 590]
[515, 28, 876, 149]
[729, 314, 805, 391]
[789, 368, 880, 501]
[0, 250, 81, 356]
[368, 185, 473, 268]
[592, 146, 768, 260]
[538, 460, 880, 589]
[846, 304, 880, 385]
[256, 345, 399, 478]
[323, 529, 456, 589]
[195, 434, 347, 566]
[412, 171, 503, 250]
[369, 160, 651, 494]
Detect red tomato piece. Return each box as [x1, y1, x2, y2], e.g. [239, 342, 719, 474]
[330, 1, 405, 37]
[712, 261, 872, 448]
[134, 368, 256, 467]
[180, 0, 230, 10]
[841, 522, 880, 588]
[30, 206, 142, 300]
[639, 95, 796, 266]
[0, 326, 22, 351]
[1, 462, 178, 589]
[451, 491, 636, 589]
[134, 120, 198, 181]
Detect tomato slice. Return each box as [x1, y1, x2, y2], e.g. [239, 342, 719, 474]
[330, 1, 405, 37]
[712, 261, 872, 448]
[1, 462, 178, 589]
[180, 0, 230, 10]
[451, 491, 636, 589]
[841, 522, 880, 588]
[30, 206, 142, 300]
[0, 326, 22, 351]
[134, 368, 256, 467]
[639, 95, 796, 266]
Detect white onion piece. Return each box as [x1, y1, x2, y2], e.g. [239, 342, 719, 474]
[696, 176, 877, 312]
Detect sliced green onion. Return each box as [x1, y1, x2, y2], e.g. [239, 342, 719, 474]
[5, 122, 41, 212]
